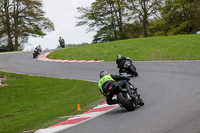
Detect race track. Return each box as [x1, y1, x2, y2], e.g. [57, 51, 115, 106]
[0, 51, 200, 133]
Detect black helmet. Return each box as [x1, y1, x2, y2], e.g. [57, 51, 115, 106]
[99, 71, 109, 78]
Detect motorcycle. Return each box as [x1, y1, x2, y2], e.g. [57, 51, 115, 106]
[115, 80, 144, 111]
[60, 41, 65, 48]
[33, 49, 40, 58]
[122, 59, 138, 77]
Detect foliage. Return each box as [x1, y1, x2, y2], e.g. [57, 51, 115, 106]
[148, 18, 168, 36]
[77, 0, 131, 43]
[77, 0, 200, 41]
[150, 0, 200, 36]
[0, 0, 54, 51]
[77, 0, 164, 42]
[126, 0, 164, 37]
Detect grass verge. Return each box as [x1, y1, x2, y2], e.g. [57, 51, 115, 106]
[0, 72, 104, 133]
[47, 34, 200, 61]
[0, 51, 24, 54]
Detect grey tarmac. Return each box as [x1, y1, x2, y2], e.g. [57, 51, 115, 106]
[0, 51, 200, 133]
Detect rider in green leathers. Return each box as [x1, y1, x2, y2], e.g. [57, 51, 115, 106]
[98, 71, 130, 105]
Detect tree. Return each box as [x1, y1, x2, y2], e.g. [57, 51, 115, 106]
[0, 0, 54, 51]
[147, 0, 200, 36]
[148, 18, 168, 36]
[0, 0, 13, 50]
[77, 0, 129, 43]
[76, 0, 164, 42]
[126, 0, 163, 37]
[159, 0, 200, 35]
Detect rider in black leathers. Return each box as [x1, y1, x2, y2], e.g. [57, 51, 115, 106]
[98, 71, 130, 105]
[116, 54, 130, 75]
[35, 45, 42, 53]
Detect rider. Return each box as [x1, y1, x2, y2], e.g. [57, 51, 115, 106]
[116, 54, 130, 75]
[59, 37, 65, 44]
[35, 45, 42, 53]
[98, 71, 130, 105]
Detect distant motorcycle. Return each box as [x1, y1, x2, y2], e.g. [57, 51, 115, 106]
[115, 80, 144, 111]
[121, 59, 138, 77]
[60, 41, 65, 48]
[33, 49, 40, 58]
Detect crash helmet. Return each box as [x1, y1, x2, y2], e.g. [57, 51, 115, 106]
[117, 54, 122, 60]
[99, 71, 109, 78]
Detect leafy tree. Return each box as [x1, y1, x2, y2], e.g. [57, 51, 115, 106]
[0, 6, 5, 48]
[0, 0, 13, 50]
[77, 0, 164, 42]
[126, 0, 163, 37]
[157, 0, 200, 35]
[148, 18, 167, 36]
[77, 0, 200, 42]
[123, 22, 143, 38]
[77, 0, 130, 43]
[0, 0, 54, 51]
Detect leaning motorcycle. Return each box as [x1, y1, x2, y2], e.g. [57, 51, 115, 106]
[33, 49, 40, 58]
[116, 80, 144, 111]
[60, 41, 65, 48]
[123, 59, 138, 77]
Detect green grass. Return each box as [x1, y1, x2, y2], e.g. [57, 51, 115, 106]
[0, 51, 24, 54]
[0, 72, 104, 133]
[47, 34, 200, 61]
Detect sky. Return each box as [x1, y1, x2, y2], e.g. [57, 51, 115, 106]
[24, 0, 95, 51]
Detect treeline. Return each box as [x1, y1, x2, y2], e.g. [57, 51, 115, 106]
[0, 0, 54, 51]
[76, 0, 200, 43]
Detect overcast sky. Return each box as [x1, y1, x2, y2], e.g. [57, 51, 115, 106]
[25, 0, 95, 51]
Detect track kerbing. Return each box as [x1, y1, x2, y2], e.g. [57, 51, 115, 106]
[35, 101, 118, 133]
[38, 51, 103, 63]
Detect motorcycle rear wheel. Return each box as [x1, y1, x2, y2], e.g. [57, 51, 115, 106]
[33, 53, 36, 58]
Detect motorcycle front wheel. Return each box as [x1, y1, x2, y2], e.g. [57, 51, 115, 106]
[33, 53, 36, 58]
[60, 43, 65, 48]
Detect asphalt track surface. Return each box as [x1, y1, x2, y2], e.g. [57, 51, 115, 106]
[1, 51, 200, 133]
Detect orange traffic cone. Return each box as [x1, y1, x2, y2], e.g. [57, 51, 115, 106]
[77, 104, 81, 111]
